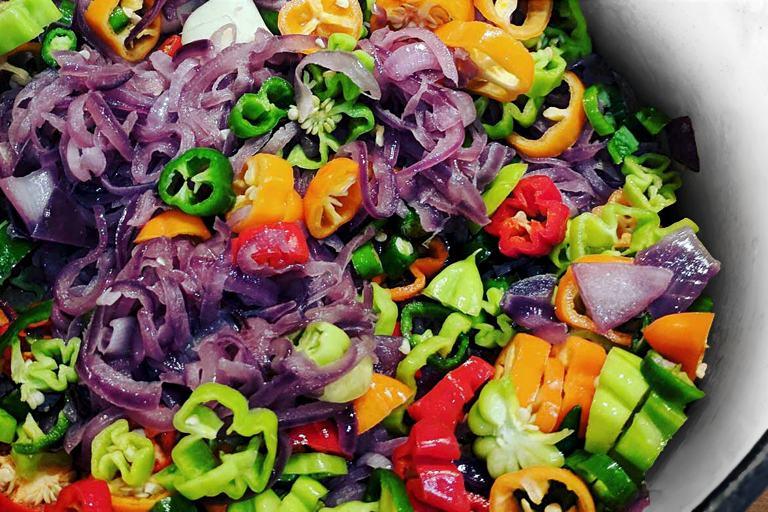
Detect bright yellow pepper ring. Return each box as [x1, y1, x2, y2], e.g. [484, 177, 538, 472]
[474, 0, 553, 40]
[490, 467, 596, 512]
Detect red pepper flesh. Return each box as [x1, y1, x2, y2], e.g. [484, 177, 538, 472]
[160, 35, 183, 57]
[45, 479, 114, 512]
[408, 356, 495, 425]
[231, 221, 310, 270]
[407, 465, 470, 512]
[287, 420, 347, 457]
[485, 175, 570, 258]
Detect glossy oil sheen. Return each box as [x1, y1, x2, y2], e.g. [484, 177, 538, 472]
[582, 1, 768, 510]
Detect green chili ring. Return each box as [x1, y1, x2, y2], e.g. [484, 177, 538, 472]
[427, 332, 470, 371]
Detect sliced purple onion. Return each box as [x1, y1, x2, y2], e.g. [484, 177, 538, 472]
[501, 274, 567, 343]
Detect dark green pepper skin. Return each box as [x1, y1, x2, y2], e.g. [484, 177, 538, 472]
[366, 468, 413, 512]
[381, 236, 417, 279]
[12, 410, 70, 455]
[149, 495, 200, 512]
[398, 209, 427, 239]
[351, 241, 384, 279]
[554, 405, 582, 456]
[41, 28, 78, 68]
[157, 148, 236, 217]
[566, 450, 638, 509]
[229, 77, 294, 139]
[427, 333, 470, 371]
[641, 350, 704, 405]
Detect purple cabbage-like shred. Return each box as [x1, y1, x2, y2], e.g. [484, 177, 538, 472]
[635, 227, 720, 317]
[501, 274, 568, 343]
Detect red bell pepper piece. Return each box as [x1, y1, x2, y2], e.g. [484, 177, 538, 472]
[408, 356, 494, 425]
[467, 493, 490, 512]
[485, 175, 570, 258]
[287, 420, 347, 457]
[231, 222, 310, 270]
[45, 479, 114, 512]
[0, 493, 40, 512]
[160, 35, 183, 57]
[406, 466, 470, 512]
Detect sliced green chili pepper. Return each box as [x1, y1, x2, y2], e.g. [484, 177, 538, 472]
[12, 410, 70, 455]
[91, 418, 155, 486]
[372, 283, 398, 336]
[528, 47, 567, 99]
[0, 300, 52, 352]
[565, 450, 638, 509]
[230, 77, 295, 139]
[582, 84, 616, 137]
[585, 348, 649, 455]
[635, 106, 670, 136]
[57, 0, 75, 26]
[41, 27, 76, 67]
[11, 336, 80, 409]
[0, 221, 31, 286]
[398, 209, 426, 239]
[328, 33, 357, 52]
[320, 502, 380, 512]
[396, 335, 453, 390]
[423, 251, 484, 316]
[108, 6, 130, 33]
[689, 295, 714, 313]
[258, 8, 280, 35]
[0, 408, 17, 444]
[297, 322, 351, 367]
[641, 350, 704, 405]
[554, 405, 582, 457]
[149, 494, 199, 512]
[614, 391, 687, 474]
[366, 468, 412, 512]
[482, 163, 527, 217]
[400, 301, 453, 343]
[0, 0, 62, 55]
[607, 125, 639, 164]
[381, 236, 417, 279]
[280, 476, 330, 511]
[352, 242, 384, 279]
[283, 453, 349, 479]
[157, 148, 236, 217]
[475, 97, 541, 140]
[543, 0, 592, 63]
[621, 153, 682, 213]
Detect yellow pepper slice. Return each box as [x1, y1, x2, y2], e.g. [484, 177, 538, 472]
[371, 0, 473, 31]
[490, 467, 595, 512]
[278, 0, 363, 39]
[134, 210, 212, 244]
[228, 154, 303, 234]
[434, 21, 534, 103]
[508, 70, 586, 158]
[303, 157, 362, 239]
[474, 0, 553, 40]
[84, 0, 162, 63]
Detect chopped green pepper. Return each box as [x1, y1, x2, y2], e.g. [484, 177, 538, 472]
[57, 0, 75, 26]
[423, 251, 484, 316]
[398, 209, 427, 239]
[0, 0, 62, 55]
[230, 77, 295, 139]
[380, 236, 417, 279]
[635, 106, 670, 136]
[582, 84, 617, 136]
[475, 97, 541, 140]
[607, 125, 639, 164]
[352, 242, 384, 279]
[402, 303, 472, 371]
[621, 153, 682, 213]
[554, 405, 582, 457]
[0, 407, 17, 444]
[149, 494, 199, 512]
[157, 148, 236, 217]
[689, 295, 714, 313]
[614, 391, 687, 474]
[11, 336, 80, 409]
[41, 27, 76, 67]
[283, 452, 349, 479]
[366, 468, 412, 512]
[542, 0, 592, 63]
[258, 8, 280, 35]
[528, 47, 567, 99]
[108, 6, 130, 33]
[0, 221, 31, 286]
[566, 450, 638, 509]
[641, 350, 704, 405]
[91, 419, 155, 486]
[12, 409, 70, 455]
[585, 348, 649, 454]
[372, 283, 398, 336]
[468, 378, 570, 478]
[482, 163, 527, 217]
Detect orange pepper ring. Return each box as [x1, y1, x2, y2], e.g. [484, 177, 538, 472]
[474, 0, 553, 40]
[490, 467, 596, 512]
[554, 255, 633, 346]
[84, 0, 162, 63]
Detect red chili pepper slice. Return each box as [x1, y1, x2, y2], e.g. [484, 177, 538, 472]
[287, 420, 347, 457]
[231, 221, 310, 270]
[467, 493, 490, 512]
[45, 478, 114, 512]
[160, 35, 183, 57]
[408, 356, 494, 426]
[0, 492, 40, 512]
[407, 465, 470, 512]
[485, 175, 569, 258]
